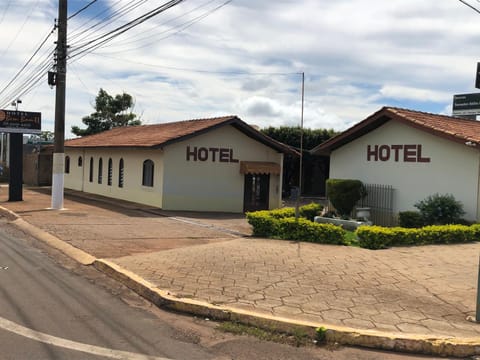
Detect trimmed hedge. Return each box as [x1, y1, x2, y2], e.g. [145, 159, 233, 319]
[246, 206, 346, 245]
[356, 224, 480, 250]
[278, 217, 347, 245]
[299, 202, 324, 221]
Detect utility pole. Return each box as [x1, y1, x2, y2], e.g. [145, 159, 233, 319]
[51, 0, 67, 210]
[295, 72, 305, 220]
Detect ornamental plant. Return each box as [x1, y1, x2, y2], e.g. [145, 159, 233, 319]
[414, 193, 465, 225]
[326, 179, 365, 217]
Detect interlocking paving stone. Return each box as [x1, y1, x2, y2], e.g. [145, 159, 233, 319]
[4, 188, 480, 339]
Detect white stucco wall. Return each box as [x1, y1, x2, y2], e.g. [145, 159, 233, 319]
[65, 148, 164, 208]
[329, 120, 480, 221]
[162, 125, 283, 212]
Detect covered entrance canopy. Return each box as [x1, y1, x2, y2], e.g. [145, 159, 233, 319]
[239, 161, 281, 175]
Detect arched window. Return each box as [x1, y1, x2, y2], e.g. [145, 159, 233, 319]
[65, 156, 70, 174]
[142, 159, 154, 187]
[78, 156, 83, 167]
[89, 157, 94, 182]
[107, 158, 113, 186]
[98, 158, 103, 184]
[118, 158, 124, 188]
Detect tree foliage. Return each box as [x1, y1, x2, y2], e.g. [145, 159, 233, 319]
[72, 88, 141, 137]
[261, 126, 337, 196]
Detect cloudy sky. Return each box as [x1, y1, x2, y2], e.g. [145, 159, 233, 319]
[1, 0, 479, 139]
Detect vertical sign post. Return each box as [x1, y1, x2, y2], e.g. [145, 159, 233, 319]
[0, 110, 41, 201]
[8, 134, 22, 201]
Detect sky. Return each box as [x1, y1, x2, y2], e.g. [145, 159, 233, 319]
[0, 0, 480, 140]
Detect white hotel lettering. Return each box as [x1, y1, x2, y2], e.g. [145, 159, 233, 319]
[367, 144, 431, 163]
[186, 146, 239, 163]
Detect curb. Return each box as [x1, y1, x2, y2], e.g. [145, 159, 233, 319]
[93, 259, 480, 358]
[2, 204, 480, 357]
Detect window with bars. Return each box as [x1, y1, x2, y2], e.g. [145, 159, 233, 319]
[89, 157, 93, 182]
[118, 158, 124, 188]
[107, 158, 112, 186]
[65, 156, 70, 174]
[98, 158, 103, 184]
[142, 159, 154, 187]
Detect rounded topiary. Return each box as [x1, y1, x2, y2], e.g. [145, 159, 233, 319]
[326, 179, 365, 217]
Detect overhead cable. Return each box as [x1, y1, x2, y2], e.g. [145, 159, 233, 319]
[458, 0, 480, 14]
[68, 0, 99, 20]
[69, 0, 185, 61]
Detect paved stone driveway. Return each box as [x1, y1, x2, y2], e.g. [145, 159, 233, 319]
[3, 187, 480, 339]
[112, 238, 480, 338]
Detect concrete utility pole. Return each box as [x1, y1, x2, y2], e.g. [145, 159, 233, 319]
[51, 0, 67, 210]
[295, 72, 305, 220]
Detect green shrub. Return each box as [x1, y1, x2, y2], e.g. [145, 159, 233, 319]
[246, 209, 346, 245]
[278, 217, 346, 245]
[246, 211, 280, 237]
[414, 193, 465, 225]
[299, 202, 324, 221]
[356, 224, 480, 249]
[398, 211, 424, 228]
[326, 179, 364, 217]
[268, 207, 296, 219]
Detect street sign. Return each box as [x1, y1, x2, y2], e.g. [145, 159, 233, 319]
[0, 109, 41, 134]
[452, 93, 480, 116]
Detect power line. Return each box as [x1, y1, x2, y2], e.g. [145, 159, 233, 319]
[68, 0, 99, 20]
[0, 0, 41, 59]
[89, 52, 300, 76]
[69, 0, 185, 61]
[458, 0, 480, 14]
[101, 0, 219, 47]
[0, 0, 12, 27]
[98, 0, 232, 54]
[68, 0, 149, 43]
[0, 26, 55, 100]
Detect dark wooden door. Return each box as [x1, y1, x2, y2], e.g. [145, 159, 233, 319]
[244, 174, 270, 212]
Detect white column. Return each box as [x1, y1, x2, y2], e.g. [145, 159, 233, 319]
[51, 153, 64, 209]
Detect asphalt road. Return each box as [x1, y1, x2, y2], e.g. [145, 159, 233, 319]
[0, 218, 461, 360]
[0, 219, 216, 360]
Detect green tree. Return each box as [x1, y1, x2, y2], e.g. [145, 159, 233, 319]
[261, 126, 337, 197]
[71, 88, 141, 136]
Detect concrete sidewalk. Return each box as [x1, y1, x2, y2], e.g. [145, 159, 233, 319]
[2, 186, 480, 357]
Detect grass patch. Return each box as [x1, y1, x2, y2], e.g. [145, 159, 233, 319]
[217, 321, 311, 347]
[343, 230, 359, 246]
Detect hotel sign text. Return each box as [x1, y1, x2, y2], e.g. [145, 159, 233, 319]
[186, 146, 239, 163]
[367, 144, 431, 163]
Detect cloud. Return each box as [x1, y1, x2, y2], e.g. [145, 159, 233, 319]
[1, 0, 480, 138]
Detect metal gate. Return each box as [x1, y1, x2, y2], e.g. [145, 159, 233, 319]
[356, 183, 395, 226]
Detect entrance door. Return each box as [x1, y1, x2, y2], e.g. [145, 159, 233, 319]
[244, 174, 270, 212]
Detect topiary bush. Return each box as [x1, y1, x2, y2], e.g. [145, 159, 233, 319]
[414, 193, 465, 225]
[326, 179, 364, 217]
[398, 211, 424, 228]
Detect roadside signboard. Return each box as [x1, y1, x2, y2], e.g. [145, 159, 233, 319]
[0, 109, 41, 134]
[452, 93, 480, 116]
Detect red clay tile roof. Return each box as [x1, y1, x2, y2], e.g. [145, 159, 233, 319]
[65, 115, 297, 155]
[311, 107, 480, 155]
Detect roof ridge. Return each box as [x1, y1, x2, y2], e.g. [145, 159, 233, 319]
[386, 106, 478, 123]
[138, 115, 238, 128]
